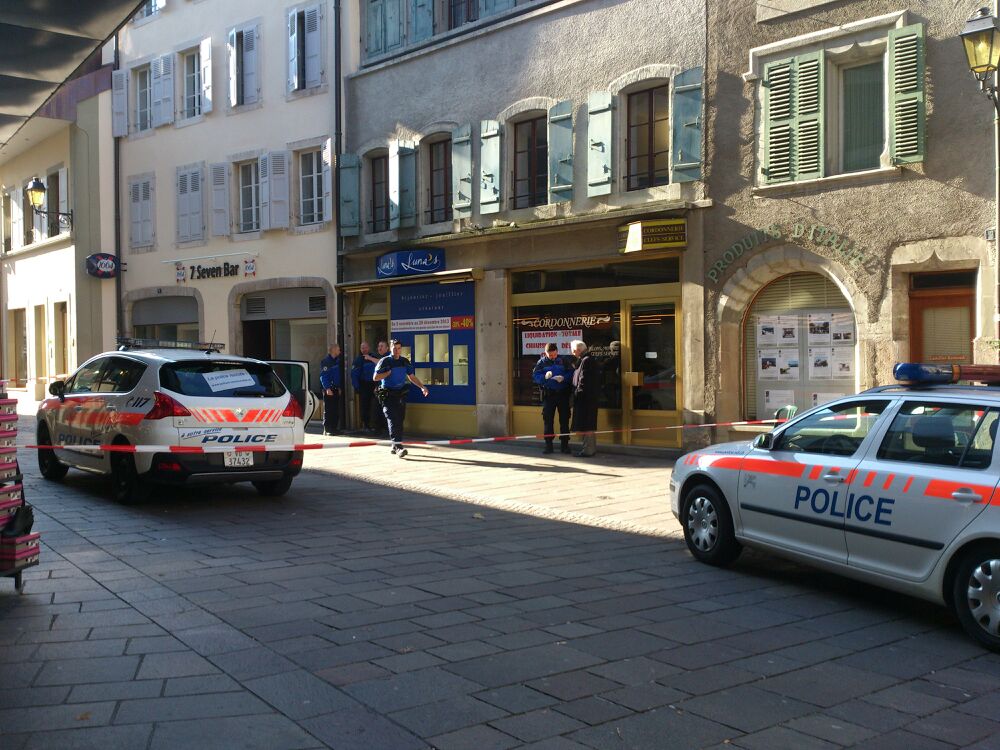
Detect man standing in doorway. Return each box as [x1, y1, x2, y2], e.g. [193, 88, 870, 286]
[371, 340, 390, 435]
[350, 341, 379, 432]
[374, 339, 429, 457]
[532, 343, 573, 454]
[319, 343, 343, 436]
[571, 339, 601, 457]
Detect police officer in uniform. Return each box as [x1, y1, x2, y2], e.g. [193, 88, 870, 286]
[532, 342, 573, 454]
[350, 341, 379, 432]
[373, 339, 429, 457]
[319, 343, 343, 436]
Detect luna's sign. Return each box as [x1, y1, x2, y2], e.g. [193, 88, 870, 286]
[376, 249, 445, 279]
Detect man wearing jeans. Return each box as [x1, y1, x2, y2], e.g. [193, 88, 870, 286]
[319, 344, 343, 436]
[373, 339, 429, 458]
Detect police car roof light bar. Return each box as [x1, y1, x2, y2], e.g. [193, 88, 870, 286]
[116, 337, 225, 353]
[893, 362, 1000, 386]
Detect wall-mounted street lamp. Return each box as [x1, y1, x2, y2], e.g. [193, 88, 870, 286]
[25, 176, 73, 229]
[961, 7, 1000, 112]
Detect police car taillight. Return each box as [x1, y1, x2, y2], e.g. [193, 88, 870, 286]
[894, 362, 1000, 385]
[144, 391, 193, 420]
[281, 397, 303, 420]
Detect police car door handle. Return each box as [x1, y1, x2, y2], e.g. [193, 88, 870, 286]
[72, 405, 84, 412]
[951, 488, 982, 504]
[822, 473, 844, 484]
[106, 405, 117, 412]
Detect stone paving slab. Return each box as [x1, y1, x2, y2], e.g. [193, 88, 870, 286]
[2, 414, 1000, 748]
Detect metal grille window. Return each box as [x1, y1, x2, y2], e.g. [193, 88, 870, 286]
[183, 50, 201, 118]
[370, 155, 389, 232]
[300, 150, 323, 224]
[449, 0, 478, 29]
[428, 139, 452, 223]
[512, 117, 548, 209]
[238, 161, 260, 232]
[135, 66, 152, 132]
[626, 85, 670, 191]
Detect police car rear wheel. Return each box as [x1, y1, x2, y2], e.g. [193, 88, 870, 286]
[252, 476, 293, 497]
[682, 484, 740, 567]
[953, 546, 1000, 652]
[111, 452, 152, 504]
[36, 425, 68, 481]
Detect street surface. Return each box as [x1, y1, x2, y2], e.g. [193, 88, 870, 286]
[2, 415, 999, 749]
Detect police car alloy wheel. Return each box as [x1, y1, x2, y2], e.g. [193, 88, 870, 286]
[681, 484, 741, 566]
[110, 451, 152, 505]
[953, 544, 1000, 651]
[36, 424, 68, 481]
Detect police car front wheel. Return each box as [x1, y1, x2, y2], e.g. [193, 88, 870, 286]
[681, 484, 741, 567]
[952, 544, 1000, 653]
[36, 424, 68, 481]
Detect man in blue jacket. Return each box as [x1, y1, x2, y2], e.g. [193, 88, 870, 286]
[532, 342, 574, 454]
[374, 339, 429, 457]
[350, 341, 379, 432]
[319, 343, 343, 436]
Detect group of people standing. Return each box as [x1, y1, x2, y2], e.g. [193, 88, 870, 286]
[319, 338, 428, 458]
[532, 340, 601, 458]
[318, 338, 602, 459]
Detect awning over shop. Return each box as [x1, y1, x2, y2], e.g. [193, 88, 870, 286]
[337, 267, 484, 292]
[0, 1, 144, 147]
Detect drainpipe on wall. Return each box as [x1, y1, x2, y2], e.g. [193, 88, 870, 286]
[113, 36, 124, 342]
[334, 0, 347, 425]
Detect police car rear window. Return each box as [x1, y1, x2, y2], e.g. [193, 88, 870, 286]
[877, 403, 997, 470]
[159, 362, 286, 398]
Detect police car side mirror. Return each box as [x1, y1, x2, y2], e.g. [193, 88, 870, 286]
[753, 433, 774, 451]
[49, 380, 66, 401]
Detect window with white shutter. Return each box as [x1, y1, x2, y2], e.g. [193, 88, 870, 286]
[229, 23, 260, 107]
[299, 149, 323, 224]
[289, 5, 323, 92]
[182, 49, 202, 119]
[128, 175, 155, 250]
[177, 165, 204, 243]
[135, 66, 152, 132]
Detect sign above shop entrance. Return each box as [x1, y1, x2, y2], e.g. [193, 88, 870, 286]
[617, 219, 687, 254]
[376, 249, 446, 279]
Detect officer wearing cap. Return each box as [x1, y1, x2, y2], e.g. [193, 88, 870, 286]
[373, 339, 429, 458]
[532, 342, 574, 454]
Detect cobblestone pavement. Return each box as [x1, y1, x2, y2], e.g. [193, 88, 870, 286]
[2, 417, 1000, 749]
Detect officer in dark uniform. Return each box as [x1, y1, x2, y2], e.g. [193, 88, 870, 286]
[350, 341, 379, 432]
[319, 344, 343, 436]
[373, 339, 429, 457]
[532, 342, 574, 454]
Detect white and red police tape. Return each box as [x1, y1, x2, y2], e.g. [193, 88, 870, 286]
[24, 419, 785, 455]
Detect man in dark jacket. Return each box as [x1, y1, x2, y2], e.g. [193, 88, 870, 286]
[373, 339, 429, 458]
[319, 344, 343, 436]
[571, 339, 601, 457]
[532, 343, 573, 454]
[350, 341, 379, 432]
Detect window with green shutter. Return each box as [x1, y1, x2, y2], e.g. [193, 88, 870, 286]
[842, 61, 884, 172]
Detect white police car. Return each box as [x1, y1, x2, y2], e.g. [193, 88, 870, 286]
[36, 341, 317, 503]
[672, 363, 1000, 651]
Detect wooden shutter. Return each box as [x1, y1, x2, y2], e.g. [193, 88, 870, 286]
[112, 69, 128, 137]
[189, 167, 204, 240]
[258, 153, 271, 231]
[794, 51, 823, 181]
[385, 0, 403, 51]
[452, 124, 473, 217]
[547, 100, 573, 203]
[210, 163, 230, 236]
[242, 25, 259, 104]
[411, 0, 433, 43]
[671, 67, 703, 183]
[366, 0, 384, 56]
[889, 23, 925, 164]
[338, 153, 360, 236]
[304, 5, 322, 88]
[479, 119, 501, 215]
[480, 0, 513, 17]
[389, 139, 415, 229]
[140, 178, 154, 246]
[150, 57, 163, 126]
[321, 138, 333, 222]
[269, 151, 290, 229]
[227, 29, 238, 107]
[587, 92, 613, 197]
[763, 58, 794, 183]
[200, 37, 212, 113]
[288, 10, 299, 92]
[176, 168, 190, 241]
[129, 181, 141, 247]
[157, 54, 174, 127]
[58, 168, 68, 218]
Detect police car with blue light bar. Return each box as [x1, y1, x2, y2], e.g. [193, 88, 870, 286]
[35, 341, 317, 503]
[671, 363, 1000, 650]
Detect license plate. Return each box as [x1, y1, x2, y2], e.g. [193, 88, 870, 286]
[223, 452, 254, 468]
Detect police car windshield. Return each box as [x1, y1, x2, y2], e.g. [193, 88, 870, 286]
[159, 362, 286, 398]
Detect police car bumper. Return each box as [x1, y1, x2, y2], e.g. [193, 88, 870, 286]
[144, 450, 304, 485]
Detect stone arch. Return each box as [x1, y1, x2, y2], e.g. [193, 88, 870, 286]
[123, 285, 206, 341]
[496, 97, 557, 123]
[713, 244, 868, 421]
[607, 64, 679, 95]
[227, 276, 337, 356]
[414, 120, 459, 141]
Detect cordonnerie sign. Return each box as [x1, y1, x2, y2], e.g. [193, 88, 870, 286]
[708, 220, 879, 284]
